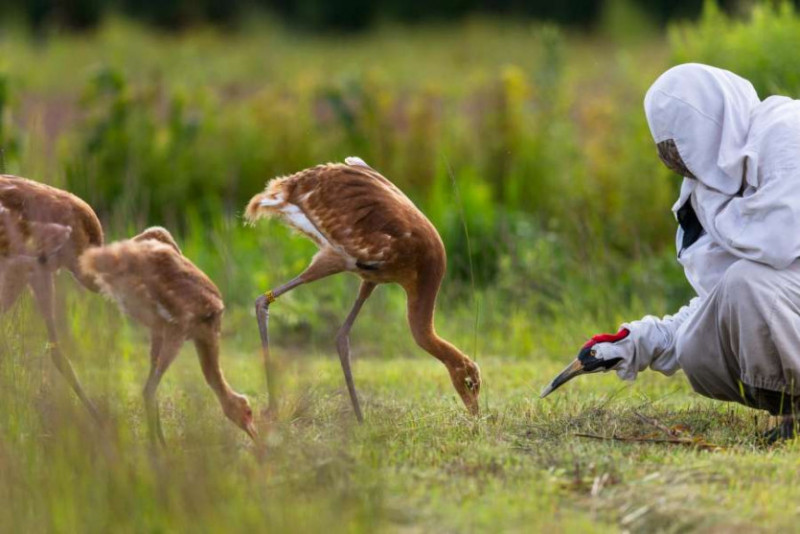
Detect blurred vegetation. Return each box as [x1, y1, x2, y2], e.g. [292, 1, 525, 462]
[672, 0, 800, 96]
[0, 0, 753, 31]
[0, 3, 800, 355]
[1, 2, 797, 362]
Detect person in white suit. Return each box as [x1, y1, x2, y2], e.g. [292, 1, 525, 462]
[542, 63, 800, 441]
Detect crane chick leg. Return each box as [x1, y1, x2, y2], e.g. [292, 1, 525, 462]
[254, 248, 346, 414]
[0, 209, 35, 315]
[0, 260, 30, 315]
[143, 328, 164, 446]
[335, 281, 375, 423]
[29, 267, 102, 423]
[143, 328, 183, 448]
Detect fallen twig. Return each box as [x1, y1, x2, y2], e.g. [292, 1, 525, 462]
[574, 432, 723, 451]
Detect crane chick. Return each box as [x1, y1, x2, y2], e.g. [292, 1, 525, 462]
[245, 157, 481, 421]
[0, 175, 104, 421]
[80, 227, 256, 444]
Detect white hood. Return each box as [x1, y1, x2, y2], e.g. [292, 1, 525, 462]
[645, 63, 800, 272]
[645, 63, 760, 206]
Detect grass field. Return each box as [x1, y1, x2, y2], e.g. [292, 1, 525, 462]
[3, 3, 800, 533]
[2, 306, 798, 533]
[2, 286, 800, 533]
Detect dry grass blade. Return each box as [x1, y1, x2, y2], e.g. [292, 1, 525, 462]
[634, 410, 681, 437]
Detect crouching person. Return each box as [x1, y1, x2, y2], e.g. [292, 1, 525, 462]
[543, 63, 800, 441]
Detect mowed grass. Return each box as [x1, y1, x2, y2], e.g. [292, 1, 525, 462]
[2, 295, 799, 533]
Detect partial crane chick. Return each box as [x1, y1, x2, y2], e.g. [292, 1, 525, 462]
[80, 227, 256, 444]
[0, 175, 104, 421]
[245, 157, 481, 421]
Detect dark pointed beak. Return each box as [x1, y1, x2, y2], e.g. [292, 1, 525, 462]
[540, 358, 585, 398]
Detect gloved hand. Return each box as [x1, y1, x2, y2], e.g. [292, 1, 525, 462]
[540, 328, 634, 398]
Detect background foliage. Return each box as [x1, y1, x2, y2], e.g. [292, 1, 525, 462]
[2, 2, 798, 358]
[0, 0, 746, 30]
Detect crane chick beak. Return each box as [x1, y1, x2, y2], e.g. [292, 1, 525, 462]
[540, 358, 585, 398]
[245, 421, 259, 441]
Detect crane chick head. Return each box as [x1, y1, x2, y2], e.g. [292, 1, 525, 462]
[449, 360, 482, 416]
[222, 392, 257, 440]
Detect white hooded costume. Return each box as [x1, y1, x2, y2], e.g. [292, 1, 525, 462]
[595, 63, 800, 413]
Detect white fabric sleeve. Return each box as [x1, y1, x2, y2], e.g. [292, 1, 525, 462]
[594, 297, 702, 381]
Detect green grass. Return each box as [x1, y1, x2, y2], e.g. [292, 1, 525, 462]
[2, 296, 798, 533]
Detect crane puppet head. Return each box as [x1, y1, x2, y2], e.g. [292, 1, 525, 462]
[540, 331, 627, 398]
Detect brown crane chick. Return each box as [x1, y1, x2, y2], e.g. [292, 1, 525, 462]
[245, 157, 481, 421]
[0, 175, 104, 421]
[80, 227, 257, 444]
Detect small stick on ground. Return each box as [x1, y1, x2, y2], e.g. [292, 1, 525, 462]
[574, 432, 723, 451]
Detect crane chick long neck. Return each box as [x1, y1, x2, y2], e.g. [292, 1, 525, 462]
[405, 265, 481, 415]
[194, 329, 239, 402]
[405, 266, 471, 371]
